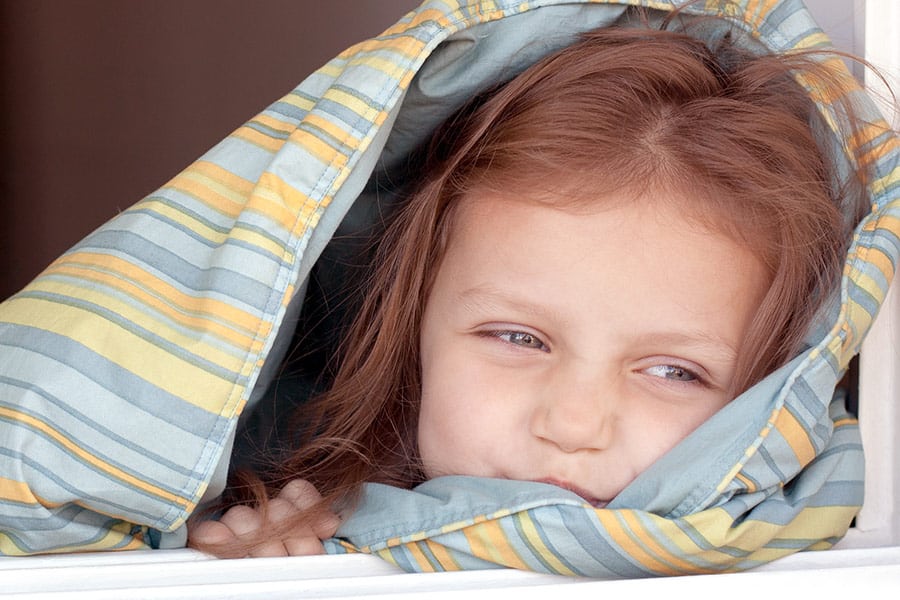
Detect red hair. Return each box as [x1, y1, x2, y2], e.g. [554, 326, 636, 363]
[190, 19, 872, 557]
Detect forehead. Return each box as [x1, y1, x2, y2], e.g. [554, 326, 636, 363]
[434, 191, 770, 338]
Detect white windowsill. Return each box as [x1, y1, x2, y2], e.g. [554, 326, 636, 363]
[0, 545, 898, 598]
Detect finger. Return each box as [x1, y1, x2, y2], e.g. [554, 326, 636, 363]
[266, 494, 339, 543]
[311, 509, 341, 539]
[219, 505, 289, 558]
[265, 497, 297, 522]
[278, 479, 323, 507]
[189, 520, 238, 547]
[277, 480, 340, 538]
[218, 505, 264, 537]
[283, 534, 327, 556]
[247, 539, 291, 558]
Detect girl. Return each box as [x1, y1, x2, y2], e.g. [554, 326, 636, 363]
[1, 1, 894, 577]
[189, 19, 873, 558]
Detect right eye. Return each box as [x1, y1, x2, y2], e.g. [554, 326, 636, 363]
[488, 330, 550, 352]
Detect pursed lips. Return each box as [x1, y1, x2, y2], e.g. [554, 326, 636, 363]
[533, 477, 608, 508]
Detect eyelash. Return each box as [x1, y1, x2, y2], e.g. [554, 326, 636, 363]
[477, 331, 710, 386]
[480, 329, 550, 352]
[642, 363, 709, 388]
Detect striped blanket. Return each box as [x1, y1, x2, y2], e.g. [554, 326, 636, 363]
[1, 0, 897, 577]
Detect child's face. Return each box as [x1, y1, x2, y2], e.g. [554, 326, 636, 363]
[417, 192, 770, 505]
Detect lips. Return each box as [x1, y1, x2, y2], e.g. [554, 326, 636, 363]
[534, 477, 607, 508]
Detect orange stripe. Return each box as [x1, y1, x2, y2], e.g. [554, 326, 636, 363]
[462, 519, 529, 570]
[595, 510, 681, 575]
[404, 540, 438, 571]
[773, 408, 816, 467]
[43, 263, 258, 349]
[424, 538, 462, 571]
[735, 471, 757, 493]
[161, 162, 253, 219]
[0, 407, 190, 508]
[619, 510, 700, 573]
[232, 125, 285, 153]
[47, 252, 263, 336]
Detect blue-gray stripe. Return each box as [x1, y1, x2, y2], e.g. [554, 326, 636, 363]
[0, 327, 227, 436]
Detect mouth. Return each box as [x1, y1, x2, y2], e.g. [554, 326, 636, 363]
[533, 478, 608, 508]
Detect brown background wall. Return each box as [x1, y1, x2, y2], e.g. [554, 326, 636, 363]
[0, 0, 417, 300]
[0, 0, 861, 301]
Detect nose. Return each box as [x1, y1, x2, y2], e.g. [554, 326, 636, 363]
[529, 365, 617, 453]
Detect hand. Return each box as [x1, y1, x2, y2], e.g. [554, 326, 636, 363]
[188, 479, 340, 557]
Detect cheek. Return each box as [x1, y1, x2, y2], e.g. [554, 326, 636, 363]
[416, 358, 478, 475]
[417, 353, 527, 478]
[627, 395, 728, 468]
[417, 386, 485, 478]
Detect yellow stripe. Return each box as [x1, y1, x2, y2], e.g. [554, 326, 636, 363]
[680, 508, 773, 557]
[157, 177, 244, 220]
[243, 186, 310, 232]
[136, 198, 229, 245]
[850, 271, 889, 306]
[229, 226, 294, 263]
[189, 160, 255, 198]
[755, 0, 784, 21]
[169, 160, 255, 216]
[685, 505, 857, 558]
[0, 406, 189, 508]
[795, 72, 856, 108]
[255, 172, 326, 229]
[856, 245, 896, 283]
[39, 264, 258, 349]
[47, 252, 264, 336]
[619, 510, 700, 573]
[375, 547, 401, 567]
[251, 113, 298, 136]
[377, 8, 453, 39]
[595, 510, 682, 575]
[346, 53, 411, 80]
[314, 61, 345, 81]
[873, 213, 900, 238]
[871, 167, 900, 199]
[856, 123, 899, 168]
[437, 509, 510, 535]
[232, 125, 285, 153]
[279, 91, 316, 114]
[745, 0, 782, 30]
[791, 31, 832, 50]
[0, 520, 150, 555]
[321, 87, 382, 124]
[735, 471, 756, 493]
[25, 278, 258, 372]
[462, 519, 529, 570]
[516, 511, 575, 575]
[287, 127, 351, 168]
[0, 477, 43, 505]
[1, 297, 241, 414]
[773, 408, 817, 467]
[303, 112, 361, 152]
[405, 540, 438, 571]
[424, 538, 462, 570]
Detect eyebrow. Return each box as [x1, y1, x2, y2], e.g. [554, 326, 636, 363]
[628, 331, 740, 362]
[456, 286, 565, 322]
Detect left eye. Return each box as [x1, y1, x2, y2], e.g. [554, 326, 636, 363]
[644, 364, 698, 382]
[492, 331, 549, 351]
